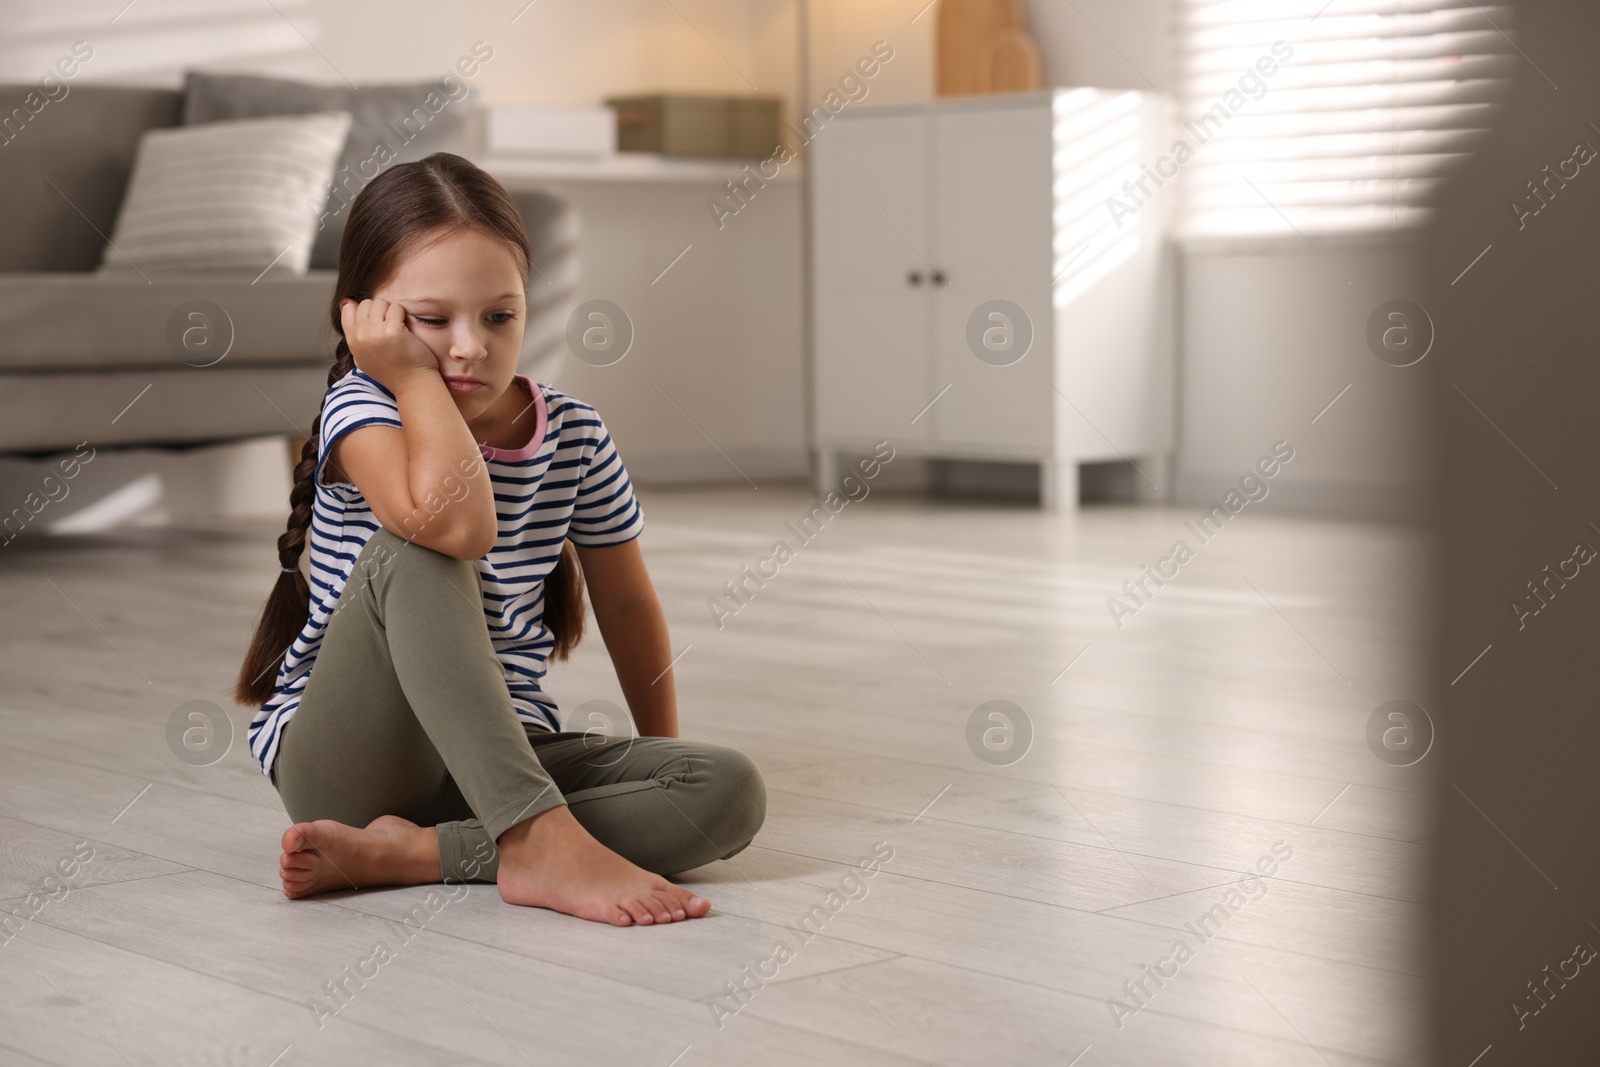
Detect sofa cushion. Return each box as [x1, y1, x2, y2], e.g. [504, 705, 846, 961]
[181, 71, 473, 270]
[0, 273, 338, 371]
[0, 84, 182, 272]
[0, 365, 331, 453]
[99, 112, 351, 276]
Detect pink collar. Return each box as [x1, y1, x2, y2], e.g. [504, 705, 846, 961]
[478, 375, 548, 462]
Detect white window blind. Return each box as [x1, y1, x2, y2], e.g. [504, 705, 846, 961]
[1178, 0, 1517, 239]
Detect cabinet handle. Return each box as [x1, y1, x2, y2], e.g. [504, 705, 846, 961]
[931, 270, 948, 286]
[907, 270, 923, 286]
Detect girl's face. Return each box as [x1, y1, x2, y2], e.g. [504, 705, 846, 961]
[372, 225, 527, 431]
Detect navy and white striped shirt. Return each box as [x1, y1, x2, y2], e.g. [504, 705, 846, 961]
[248, 367, 644, 777]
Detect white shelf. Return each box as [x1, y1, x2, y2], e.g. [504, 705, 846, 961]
[479, 153, 802, 186]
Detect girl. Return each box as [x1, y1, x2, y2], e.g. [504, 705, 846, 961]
[234, 153, 766, 927]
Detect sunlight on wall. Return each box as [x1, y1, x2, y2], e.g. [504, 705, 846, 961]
[1051, 88, 1143, 308]
[1179, 0, 1516, 238]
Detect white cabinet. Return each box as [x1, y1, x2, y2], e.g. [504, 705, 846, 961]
[810, 89, 1175, 510]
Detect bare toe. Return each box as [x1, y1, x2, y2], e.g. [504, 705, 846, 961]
[672, 886, 711, 917]
[648, 891, 678, 923]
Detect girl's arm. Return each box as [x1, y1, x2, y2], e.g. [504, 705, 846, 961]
[575, 539, 680, 738]
[331, 298, 499, 561]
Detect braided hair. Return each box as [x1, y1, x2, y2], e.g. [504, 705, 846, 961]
[233, 153, 585, 707]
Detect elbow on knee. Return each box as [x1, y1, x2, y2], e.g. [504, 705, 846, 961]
[430, 526, 497, 561]
[383, 514, 495, 561]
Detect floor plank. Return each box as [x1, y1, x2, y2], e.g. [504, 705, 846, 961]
[0, 918, 471, 1066]
[0, 814, 187, 901]
[676, 847, 1423, 1064]
[10, 868, 922, 1066]
[0, 486, 1429, 1064]
[739, 954, 1406, 1067]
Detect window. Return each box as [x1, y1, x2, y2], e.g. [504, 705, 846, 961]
[1177, 0, 1517, 239]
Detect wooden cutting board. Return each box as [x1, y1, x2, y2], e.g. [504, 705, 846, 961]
[937, 0, 1042, 96]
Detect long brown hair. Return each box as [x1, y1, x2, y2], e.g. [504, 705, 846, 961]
[233, 152, 585, 707]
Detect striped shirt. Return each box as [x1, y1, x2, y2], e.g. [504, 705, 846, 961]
[247, 367, 644, 777]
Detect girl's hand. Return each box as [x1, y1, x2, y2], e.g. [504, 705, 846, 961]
[340, 297, 439, 392]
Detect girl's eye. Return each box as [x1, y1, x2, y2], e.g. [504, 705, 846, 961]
[410, 313, 515, 326]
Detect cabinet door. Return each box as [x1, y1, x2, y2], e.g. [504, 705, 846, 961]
[930, 101, 1054, 452]
[811, 110, 933, 445]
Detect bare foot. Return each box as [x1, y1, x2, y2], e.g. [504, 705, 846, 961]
[496, 805, 711, 926]
[279, 815, 437, 899]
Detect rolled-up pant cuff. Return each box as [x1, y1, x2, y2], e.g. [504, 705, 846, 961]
[438, 787, 568, 884]
[438, 821, 494, 884]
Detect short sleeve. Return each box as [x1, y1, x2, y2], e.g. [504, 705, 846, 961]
[567, 409, 644, 547]
[315, 369, 404, 491]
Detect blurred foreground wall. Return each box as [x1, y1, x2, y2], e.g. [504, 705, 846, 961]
[1428, 0, 1600, 1060]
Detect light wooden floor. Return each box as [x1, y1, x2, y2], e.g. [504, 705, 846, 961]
[0, 484, 1429, 1066]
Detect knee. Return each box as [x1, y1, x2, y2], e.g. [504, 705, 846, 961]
[709, 747, 767, 854]
[364, 528, 480, 589]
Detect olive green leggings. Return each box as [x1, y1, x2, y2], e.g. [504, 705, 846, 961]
[271, 527, 767, 884]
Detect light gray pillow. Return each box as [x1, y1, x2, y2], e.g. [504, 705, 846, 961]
[98, 111, 352, 276]
[181, 71, 473, 269]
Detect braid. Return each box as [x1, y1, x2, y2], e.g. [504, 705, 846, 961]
[233, 343, 355, 706]
[278, 348, 354, 573]
[277, 434, 317, 574]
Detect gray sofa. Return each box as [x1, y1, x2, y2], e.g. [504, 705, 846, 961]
[0, 83, 575, 455]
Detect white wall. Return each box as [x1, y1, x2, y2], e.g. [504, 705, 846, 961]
[1, 0, 458, 85]
[803, 0, 934, 105]
[457, 0, 785, 106]
[1025, 0, 1173, 92]
[1178, 239, 1429, 518]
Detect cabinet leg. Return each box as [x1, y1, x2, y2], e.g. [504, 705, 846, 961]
[1135, 453, 1174, 506]
[1040, 458, 1079, 512]
[814, 447, 839, 496]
